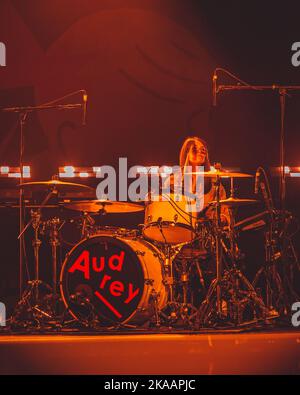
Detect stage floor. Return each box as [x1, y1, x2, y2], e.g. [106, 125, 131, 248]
[0, 330, 300, 374]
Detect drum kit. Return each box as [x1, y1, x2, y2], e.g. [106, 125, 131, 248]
[9, 167, 299, 332]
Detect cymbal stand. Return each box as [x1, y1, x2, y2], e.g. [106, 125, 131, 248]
[48, 217, 64, 301]
[227, 177, 243, 263]
[11, 208, 52, 328]
[198, 170, 269, 327]
[31, 209, 42, 302]
[1, 91, 87, 299]
[214, 170, 223, 315]
[19, 185, 56, 304]
[12, 187, 59, 325]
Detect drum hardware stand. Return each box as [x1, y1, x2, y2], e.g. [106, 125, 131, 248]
[252, 170, 299, 316]
[46, 217, 65, 315]
[192, 259, 206, 291]
[175, 259, 199, 320]
[176, 258, 199, 312]
[1, 91, 87, 300]
[31, 209, 42, 302]
[198, 168, 269, 327]
[80, 212, 95, 239]
[158, 245, 198, 327]
[11, 211, 52, 327]
[12, 185, 62, 325]
[149, 288, 162, 327]
[161, 244, 177, 303]
[179, 260, 190, 304]
[159, 244, 180, 323]
[227, 178, 245, 264]
[198, 261, 270, 327]
[253, 211, 299, 315]
[213, 165, 223, 317]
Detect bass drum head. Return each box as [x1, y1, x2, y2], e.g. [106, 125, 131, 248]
[60, 235, 145, 325]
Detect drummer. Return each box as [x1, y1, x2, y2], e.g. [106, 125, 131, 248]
[166, 136, 230, 224]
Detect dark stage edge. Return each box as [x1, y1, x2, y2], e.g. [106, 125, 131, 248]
[0, 329, 299, 374]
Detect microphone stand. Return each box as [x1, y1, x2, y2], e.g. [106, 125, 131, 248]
[215, 74, 300, 315]
[216, 81, 300, 214]
[1, 100, 84, 300]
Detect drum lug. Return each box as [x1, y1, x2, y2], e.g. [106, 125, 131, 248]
[136, 250, 146, 256]
[150, 289, 161, 301]
[145, 278, 154, 286]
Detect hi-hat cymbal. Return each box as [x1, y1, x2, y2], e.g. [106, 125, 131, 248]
[211, 197, 259, 207]
[19, 180, 94, 192]
[63, 200, 145, 214]
[184, 170, 253, 178]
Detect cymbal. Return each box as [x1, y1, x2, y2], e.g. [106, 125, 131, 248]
[19, 180, 94, 192]
[63, 200, 145, 214]
[211, 197, 259, 207]
[0, 204, 59, 209]
[184, 170, 253, 178]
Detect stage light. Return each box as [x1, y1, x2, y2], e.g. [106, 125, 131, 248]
[0, 166, 9, 174]
[79, 172, 89, 177]
[2, 166, 31, 178]
[284, 166, 290, 174]
[8, 173, 21, 178]
[60, 166, 75, 178]
[23, 166, 30, 178]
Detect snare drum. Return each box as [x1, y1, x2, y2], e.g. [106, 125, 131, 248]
[143, 194, 196, 245]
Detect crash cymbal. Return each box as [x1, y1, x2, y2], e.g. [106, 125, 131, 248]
[184, 170, 253, 178]
[211, 197, 259, 207]
[19, 180, 94, 192]
[63, 200, 145, 214]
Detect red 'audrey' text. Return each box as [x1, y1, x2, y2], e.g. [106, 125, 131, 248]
[68, 250, 140, 317]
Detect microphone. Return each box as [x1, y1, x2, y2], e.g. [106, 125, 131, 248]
[82, 92, 88, 126]
[254, 168, 261, 194]
[213, 71, 217, 106]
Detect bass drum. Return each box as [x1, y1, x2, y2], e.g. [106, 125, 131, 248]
[60, 234, 167, 326]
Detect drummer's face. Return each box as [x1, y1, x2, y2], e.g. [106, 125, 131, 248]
[188, 142, 207, 165]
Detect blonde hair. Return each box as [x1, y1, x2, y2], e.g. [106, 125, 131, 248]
[179, 136, 210, 170]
